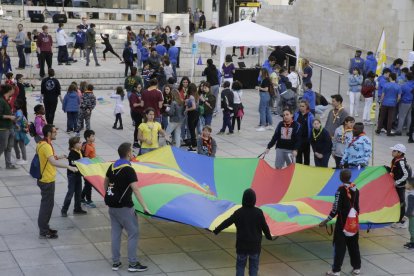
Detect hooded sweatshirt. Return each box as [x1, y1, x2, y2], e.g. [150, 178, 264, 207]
[363, 54, 377, 76]
[213, 189, 272, 254]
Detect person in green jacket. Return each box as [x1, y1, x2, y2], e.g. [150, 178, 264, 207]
[85, 23, 100, 67]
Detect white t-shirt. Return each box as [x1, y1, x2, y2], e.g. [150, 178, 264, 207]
[172, 31, 183, 47]
[233, 90, 243, 104]
[288, 71, 299, 88]
[56, 28, 68, 46]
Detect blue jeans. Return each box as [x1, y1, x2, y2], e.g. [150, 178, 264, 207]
[236, 253, 260, 276]
[62, 173, 82, 212]
[161, 114, 169, 130]
[211, 85, 220, 112]
[259, 92, 272, 126]
[220, 110, 233, 133]
[203, 113, 213, 126]
[16, 45, 26, 68]
[67, 111, 79, 132]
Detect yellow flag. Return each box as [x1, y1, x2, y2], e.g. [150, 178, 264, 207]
[375, 30, 386, 76]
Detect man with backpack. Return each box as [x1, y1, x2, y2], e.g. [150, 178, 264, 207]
[35, 124, 78, 239]
[104, 142, 150, 272]
[320, 169, 361, 276]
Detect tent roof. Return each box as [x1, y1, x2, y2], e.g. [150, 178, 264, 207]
[193, 20, 299, 48]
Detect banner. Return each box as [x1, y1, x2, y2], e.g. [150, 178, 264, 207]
[375, 30, 386, 76]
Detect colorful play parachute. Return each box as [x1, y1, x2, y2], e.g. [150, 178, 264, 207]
[76, 146, 399, 236]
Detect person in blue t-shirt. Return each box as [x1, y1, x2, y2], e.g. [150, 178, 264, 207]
[71, 25, 86, 60]
[348, 50, 365, 75]
[388, 58, 403, 77]
[396, 72, 414, 135]
[302, 82, 316, 115]
[377, 68, 391, 100]
[155, 39, 167, 57]
[300, 58, 313, 86]
[168, 40, 179, 77]
[363, 51, 377, 77]
[376, 73, 401, 136]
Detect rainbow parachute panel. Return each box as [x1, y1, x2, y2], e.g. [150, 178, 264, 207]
[76, 146, 399, 236]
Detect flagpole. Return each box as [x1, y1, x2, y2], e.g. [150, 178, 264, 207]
[371, 28, 386, 166]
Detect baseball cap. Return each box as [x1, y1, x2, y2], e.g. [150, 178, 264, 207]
[390, 144, 406, 154]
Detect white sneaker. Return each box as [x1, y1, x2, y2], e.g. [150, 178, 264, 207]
[256, 127, 266, 132]
[326, 271, 340, 276]
[15, 158, 21, 164]
[266, 125, 274, 130]
[391, 222, 408, 229]
[16, 160, 28, 165]
[352, 269, 361, 275]
[354, 114, 359, 117]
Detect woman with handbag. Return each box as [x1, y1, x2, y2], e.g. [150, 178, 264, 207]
[232, 81, 243, 132]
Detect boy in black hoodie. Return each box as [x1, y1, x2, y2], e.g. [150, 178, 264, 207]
[213, 188, 272, 276]
[386, 144, 410, 229]
[320, 169, 361, 276]
[217, 81, 234, 135]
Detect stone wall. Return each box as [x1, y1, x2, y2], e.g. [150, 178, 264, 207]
[257, 0, 414, 68]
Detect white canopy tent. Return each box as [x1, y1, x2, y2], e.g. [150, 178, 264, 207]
[193, 20, 300, 70]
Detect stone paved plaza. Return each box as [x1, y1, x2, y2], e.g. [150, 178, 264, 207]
[0, 56, 414, 276]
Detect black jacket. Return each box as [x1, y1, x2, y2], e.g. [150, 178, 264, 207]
[327, 184, 360, 231]
[213, 189, 272, 254]
[310, 128, 332, 155]
[202, 65, 219, 86]
[221, 88, 234, 112]
[41, 77, 61, 101]
[385, 157, 410, 188]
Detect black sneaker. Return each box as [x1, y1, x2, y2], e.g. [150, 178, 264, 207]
[39, 232, 58, 239]
[404, 242, 414, 249]
[49, 228, 58, 234]
[112, 262, 122, 271]
[187, 147, 196, 152]
[128, 262, 148, 272]
[408, 139, 414, 144]
[73, 209, 87, 215]
[61, 211, 68, 217]
[133, 142, 140, 148]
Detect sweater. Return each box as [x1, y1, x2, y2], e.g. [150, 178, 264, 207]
[202, 65, 220, 86]
[325, 107, 349, 137]
[167, 101, 184, 123]
[267, 121, 302, 151]
[310, 128, 332, 155]
[37, 32, 53, 52]
[213, 189, 272, 254]
[41, 77, 61, 101]
[332, 126, 353, 158]
[348, 74, 363, 92]
[197, 136, 217, 157]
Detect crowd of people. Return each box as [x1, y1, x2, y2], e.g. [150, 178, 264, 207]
[2, 16, 414, 276]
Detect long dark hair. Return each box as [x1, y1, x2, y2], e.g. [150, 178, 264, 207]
[178, 76, 191, 91]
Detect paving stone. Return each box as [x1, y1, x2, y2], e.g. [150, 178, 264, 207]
[0, 196, 20, 208]
[287, 259, 331, 276]
[362, 254, 414, 275]
[258, 262, 302, 276]
[167, 270, 211, 276]
[65, 260, 115, 276]
[188, 249, 235, 269]
[0, 268, 24, 276]
[264, 243, 319, 262]
[140, 237, 182, 255]
[54, 243, 105, 263]
[149, 252, 202, 273]
[47, 229, 91, 246]
[172, 234, 220, 252]
[3, 233, 50, 250]
[0, 251, 19, 269]
[20, 263, 72, 276]
[11, 247, 63, 267]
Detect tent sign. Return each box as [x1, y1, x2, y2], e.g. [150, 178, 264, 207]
[192, 42, 198, 55]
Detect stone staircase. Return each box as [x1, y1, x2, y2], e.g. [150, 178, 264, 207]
[2, 17, 218, 91]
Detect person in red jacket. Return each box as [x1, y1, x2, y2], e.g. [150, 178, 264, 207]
[36, 25, 53, 79]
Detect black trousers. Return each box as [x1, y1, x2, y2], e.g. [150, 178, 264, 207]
[332, 228, 361, 273]
[81, 179, 92, 202]
[187, 110, 199, 147]
[334, 155, 342, 169]
[44, 99, 58, 124]
[39, 51, 53, 78]
[125, 62, 133, 77]
[409, 104, 414, 139]
[57, 45, 69, 63]
[296, 140, 310, 165]
[114, 113, 123, 127]
[103, 47, 121, 60]
[396, 186, 406, 222]
[377, 105, 395, 134]
[16, 45, 26, 68]
[131, 111, 143, 143]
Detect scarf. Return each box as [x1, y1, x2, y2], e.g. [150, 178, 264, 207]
[283, 120, 293, 138]
[202, 136, 213, 156]
[348, 133, 365, 148]
[341, 126, 353, 144]
[312, 127, 323, 141]
[332, 106, 344, 124]
[390, 156, 405, 178]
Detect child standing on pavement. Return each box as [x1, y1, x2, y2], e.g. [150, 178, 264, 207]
[320, 169, 361, 276]
[76, 84, 96, 136]
[80, 129, 97, 208]
[61, 136, 87, 217]
[111, 87, 125, 130]
[13, 99, 30, 165]
[386, 144, 410, 229]
[213, 188, 273, 276]
[33, 104, 46, 143]
[404, 177, 414, 249]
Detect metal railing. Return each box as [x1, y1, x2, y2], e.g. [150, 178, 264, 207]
[286, 53, 344, 95]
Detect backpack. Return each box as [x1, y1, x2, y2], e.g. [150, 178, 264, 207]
[28, 122, 37, 137]
[342, 185, 359, 237]
[29, 143, 49, 180]
[104, 164, 131, 207]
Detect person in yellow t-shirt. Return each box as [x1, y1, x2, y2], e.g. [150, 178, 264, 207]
[36, 124, 78, 239]
[138, 108, 170, 155]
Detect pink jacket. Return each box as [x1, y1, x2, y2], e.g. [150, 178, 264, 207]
[35, 114, 46, 137]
